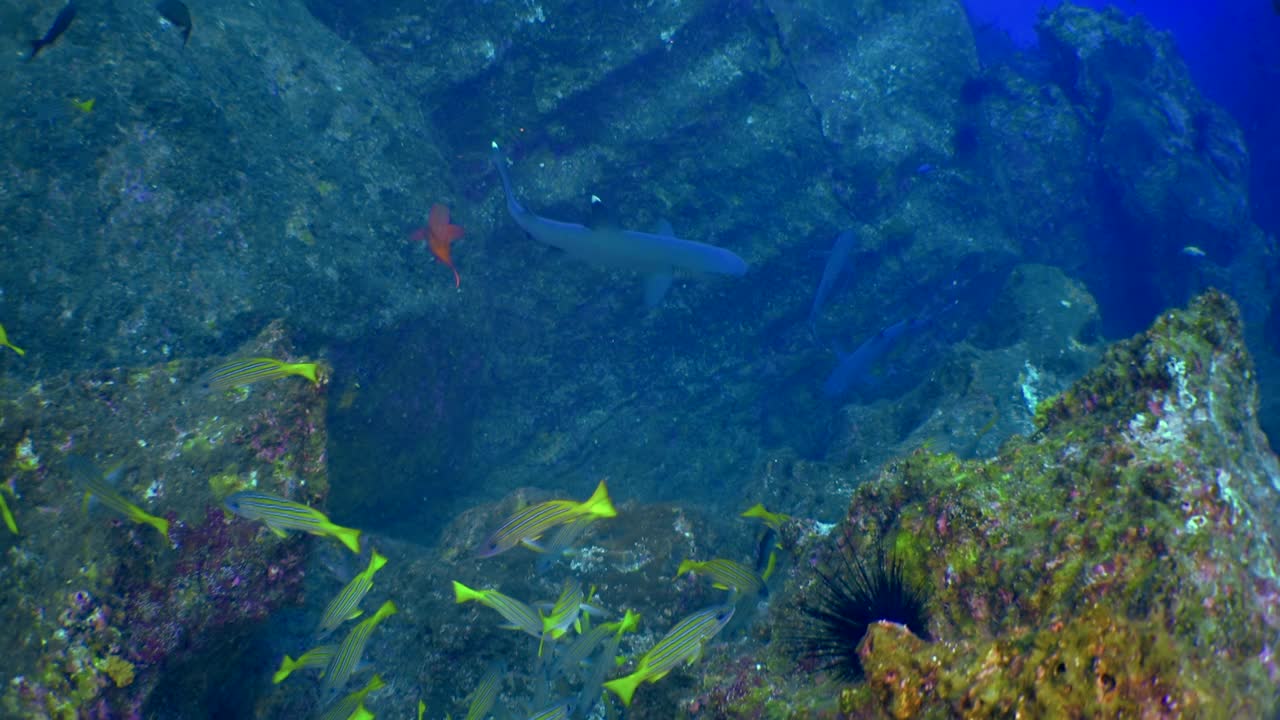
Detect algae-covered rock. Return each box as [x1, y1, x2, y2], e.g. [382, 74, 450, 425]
[0, 0, 449, 374]
[0, 322, 331, 718]
[722, 290, 1279, 718]
[1033, 2, 1264, 343]
[1038, 5, 1251, 262]
[767, 0, 978, 187]
[284, 291, 1274, 719]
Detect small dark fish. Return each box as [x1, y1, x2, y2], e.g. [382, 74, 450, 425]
[156, 0, 192, 46]
[29, 3, 76, 61]
[753, 526, 778, 573]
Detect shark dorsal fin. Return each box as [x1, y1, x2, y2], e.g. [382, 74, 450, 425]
[588, 194, 621, 230]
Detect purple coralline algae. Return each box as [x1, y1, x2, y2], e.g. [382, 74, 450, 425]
[694, 290, 1279, 718]
[0, 325, 329, 718]
[122, 505, 307, 667]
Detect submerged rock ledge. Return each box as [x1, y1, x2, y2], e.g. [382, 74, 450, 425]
[720, 290, 1280, 718]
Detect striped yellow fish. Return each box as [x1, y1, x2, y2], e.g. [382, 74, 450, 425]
[0, 323, 24, 356]
[574, 613, 636, 715]
[676, 558, 767, 596]
[603, 604, 734, 706]
[555, 608, 640, 674]
[319, 549, 388, 635]
[272, 644, 335, 684]
[533, 514, 597, 570]
[322, 601, 397, 697]
[465, 662, 504, 720]
[478, 479, 616, 558]
[223, 490, 361, 554]
[0, 492, 17, 534]
[740, 503, 789, 531]
[68, 456, 170, 542]
[199, 357, 318, 392]
[538, 579, 584, 656]
[524, 701, 572, 720]
[318, 673, 386, 720]
[453, 580, 542, 638]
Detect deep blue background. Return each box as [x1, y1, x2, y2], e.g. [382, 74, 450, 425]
[963, 0, 1280, 234]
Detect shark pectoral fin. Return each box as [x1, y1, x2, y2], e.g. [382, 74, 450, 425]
[644, 271, 675, 307]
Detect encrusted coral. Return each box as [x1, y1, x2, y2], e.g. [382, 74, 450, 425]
[0, 324, 329, 718]
[96, 656, 134, 689]
[706, 291, 1278, 718]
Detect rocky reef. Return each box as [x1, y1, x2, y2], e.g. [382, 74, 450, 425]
[686, 291, 1277, 718]
[0, 323, 328, 718]
[5, 0, 1278, 538]
[311, 290, 1275, 718]
[0, 0, 451, 371]
[3, 0, 1280, 714]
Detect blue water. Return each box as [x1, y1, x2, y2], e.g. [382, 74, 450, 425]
[965, 0, 1280, 233]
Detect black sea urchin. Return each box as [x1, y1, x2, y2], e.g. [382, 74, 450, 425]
[789, 542, 931, 680]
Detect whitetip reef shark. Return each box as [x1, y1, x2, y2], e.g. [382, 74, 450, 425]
[491, 142, 748, 306]
[822, 297, 960, 399]
[822, 315, 931, 399]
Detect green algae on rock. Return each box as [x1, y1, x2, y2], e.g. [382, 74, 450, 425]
[733, 290, 1279, 719]
[0, 322, 330, 719]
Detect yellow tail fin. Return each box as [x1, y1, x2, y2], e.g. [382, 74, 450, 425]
[603, 672, 642, 707]
[580, 479, 617, 518]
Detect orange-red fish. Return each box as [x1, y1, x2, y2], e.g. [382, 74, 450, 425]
[411, 204, 464, 287]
